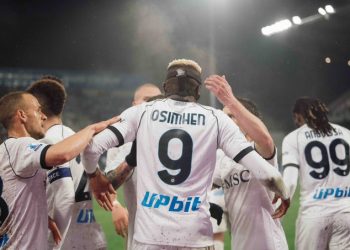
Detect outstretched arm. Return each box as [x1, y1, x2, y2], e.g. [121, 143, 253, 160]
[45, 116, 119, 167]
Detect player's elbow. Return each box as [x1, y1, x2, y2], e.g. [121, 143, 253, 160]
[259, 134, 275, 155]
[54, 152, 73, 165]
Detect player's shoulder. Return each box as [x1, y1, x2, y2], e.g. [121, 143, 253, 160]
[283, 125, 306, 143]
[5, 137, 43, 153]
[62, 125, 75, 135]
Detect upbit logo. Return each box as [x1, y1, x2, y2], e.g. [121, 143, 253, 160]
[313, 187, 350, 200]
[141, 191, 201, 212]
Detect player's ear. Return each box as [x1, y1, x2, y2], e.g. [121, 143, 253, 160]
[17, 109, 27, 122]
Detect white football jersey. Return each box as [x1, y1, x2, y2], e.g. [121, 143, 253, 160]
[0, 137, 50, 249]
[83, 98, 254, 247]
[282, 123, 350, 217]
[213, 149, 288, 250]
[44, 125, 76, 250]
[106, 143, 137, 250]
[62, 158, 107, 250]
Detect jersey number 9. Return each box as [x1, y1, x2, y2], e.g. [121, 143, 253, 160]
[158, 129, 193, 185]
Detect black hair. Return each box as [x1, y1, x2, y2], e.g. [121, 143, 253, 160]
[293, 97, 335, 136]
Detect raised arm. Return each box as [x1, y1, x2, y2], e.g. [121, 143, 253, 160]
[205, 75, 274, 158]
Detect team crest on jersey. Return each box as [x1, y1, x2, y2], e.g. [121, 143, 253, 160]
[28, 143, 43, 151]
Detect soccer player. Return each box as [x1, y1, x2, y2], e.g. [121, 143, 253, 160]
[0, 91, 116, 249]
[105, 83, 161, 248]
[282, 97, 350, 250]
[27, 77, 107, 250]
[205, 74, 288, 250]
[83, 59, 290, 249]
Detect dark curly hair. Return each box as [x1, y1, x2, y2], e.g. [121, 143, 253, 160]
[293, 97, 334, 136]
[26, 76, 67, 118]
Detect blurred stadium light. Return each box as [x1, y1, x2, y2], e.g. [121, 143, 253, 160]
[325, 5, 335, 14]
[292, 16, 302, 25]
[261, 4, 337, 36]
[318, 7, 327, 15]
[261, 19, 292, 36]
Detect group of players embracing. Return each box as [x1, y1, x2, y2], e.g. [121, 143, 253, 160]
[0, 58, 349, 250]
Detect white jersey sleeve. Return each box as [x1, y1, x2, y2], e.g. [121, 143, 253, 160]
[216, 110, 253, 161]
[82, 105, 141, 173]
[7, 137, 51, 177]
[282, 131, 300, 168]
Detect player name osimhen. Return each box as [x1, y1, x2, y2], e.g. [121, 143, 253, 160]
[151, 110, 206, 126]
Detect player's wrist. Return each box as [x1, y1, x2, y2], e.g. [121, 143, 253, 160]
[113, 200, 121, 207]
[86, 167, 100, 178]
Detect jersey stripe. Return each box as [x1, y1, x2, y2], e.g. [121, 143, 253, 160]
[107, 126, 124, 146]
[40, 145, 52, 170]
[264, 146, 276, 160]
[282, 163, 299, 170]
[233, 146, 254, 162]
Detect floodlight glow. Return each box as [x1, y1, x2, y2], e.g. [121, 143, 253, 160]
[292, 16, 302, 25]
[274, 19, 292, 32]
[325, 57, 331, 64]
[261, 19, 292, 36]
[261, 26, 273, 36]
[325, 5, 335, 14]
[318, 8, 327, 15]
[348, 60, 350, 66]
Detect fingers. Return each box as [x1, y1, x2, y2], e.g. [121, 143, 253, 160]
[104, 192, 114, 211]
[108, 183, 117, 194]
[48, 219, 62, 245]
[109, 116, 121, 124]
[115, 223, 128, 238]
[272, 199, 290, 219]
[54, 231, 62, 245]
[95, 194, 110, 211]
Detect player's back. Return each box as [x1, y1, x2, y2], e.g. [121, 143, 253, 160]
[132, 98, 250, 247]
[283, 123, 350, 216]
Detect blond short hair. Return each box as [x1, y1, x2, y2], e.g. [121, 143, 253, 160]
[167, 59, 202, 73]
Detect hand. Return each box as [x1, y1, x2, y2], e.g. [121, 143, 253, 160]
[89, 168, 116, 211]
[112, 201, 129, 238]
[204, 75, 235, 106]
[48, 217, 62, 246]
[272, 194, 290, 219]
[92, 116, 121, 134]
[209, 202, 224, 225]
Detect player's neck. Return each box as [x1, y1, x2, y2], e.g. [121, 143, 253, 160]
[44, 116, 63, 131]
[7, 123, 30, 139]
[168, 94, 197, 102]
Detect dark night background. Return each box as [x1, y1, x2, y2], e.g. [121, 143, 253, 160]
[0, 0, 349, 132]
